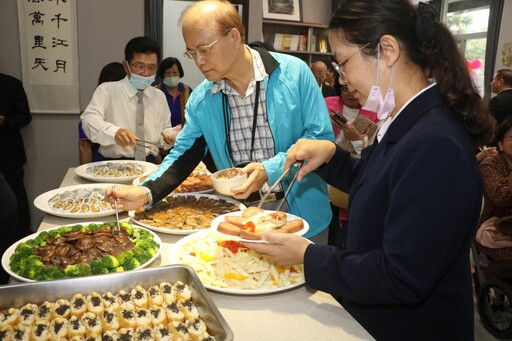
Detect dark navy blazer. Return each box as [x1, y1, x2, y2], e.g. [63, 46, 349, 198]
[308, 85, 481, 340]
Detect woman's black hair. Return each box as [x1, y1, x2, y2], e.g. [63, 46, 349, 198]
[158, 57, 185, 79]
[329, 0, 494, 147]
[97, 62, 126, 85]
[495, 117, 512, 143]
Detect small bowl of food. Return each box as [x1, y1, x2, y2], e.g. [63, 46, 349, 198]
[211, 168, 248, 196]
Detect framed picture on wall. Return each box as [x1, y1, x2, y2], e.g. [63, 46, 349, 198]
[263, 0, 302, 22]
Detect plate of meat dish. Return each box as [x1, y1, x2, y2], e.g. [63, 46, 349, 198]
[133, 162, 213, 194]
[130, 194, 245, 235]
[1, 221, 161, 282]
[34, 184, 116, 218]
[75, 160, 158, 183]
[212, 206, 309, 243]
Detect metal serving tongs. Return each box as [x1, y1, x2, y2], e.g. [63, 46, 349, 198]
[135, 138, 158, 148]
[112, 184, 122, 234]
[257, 161, 304, 210]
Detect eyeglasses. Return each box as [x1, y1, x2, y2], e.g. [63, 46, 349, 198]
[332, 43, 371, 83]
[129, 63, 157, 74]
[183, 31, 231, 60]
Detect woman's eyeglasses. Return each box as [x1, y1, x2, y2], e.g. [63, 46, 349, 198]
[332, 43, 371, 83]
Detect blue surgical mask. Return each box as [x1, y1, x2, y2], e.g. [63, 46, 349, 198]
[164, 76, 180, 88]
[127, 64, 155, 90]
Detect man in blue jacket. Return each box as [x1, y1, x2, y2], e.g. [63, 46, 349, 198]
[110, 0, 334, 244]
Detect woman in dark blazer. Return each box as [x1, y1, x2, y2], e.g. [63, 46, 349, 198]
[247, 1, 494, 340]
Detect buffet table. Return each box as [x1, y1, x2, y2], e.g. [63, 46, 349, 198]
[31, 168, 374, 341]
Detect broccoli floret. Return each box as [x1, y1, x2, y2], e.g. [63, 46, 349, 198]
[33, 231, 49, 246]
[90, 259, 107, 275]
[36, 266, 65, 281]
[17, 255, 46, 279]
[112, 266, 125, 272]
[121, 222, 134, 235]
[116, 250, 134, 266]
[48, 226, 72, 238]
[133, 247, 153, 264]
[124, 258, 141, 270]
[101, 255, 120, 269]
[132, 228, 151, 240]
[9, 243, 35, 270]
[64, 263, 92, 277]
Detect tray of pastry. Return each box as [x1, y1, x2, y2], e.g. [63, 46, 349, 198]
[0, 264, 233, 340]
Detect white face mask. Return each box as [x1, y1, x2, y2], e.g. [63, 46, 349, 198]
[127, 64, 155, 90]
[361, 44, 395, 120]
[164, 76, 180, 88]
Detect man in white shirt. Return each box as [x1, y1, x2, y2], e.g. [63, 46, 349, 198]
[81, 36, 175, 163]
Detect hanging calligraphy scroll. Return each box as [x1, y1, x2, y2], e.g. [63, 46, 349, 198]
[17, 0, 79, 114]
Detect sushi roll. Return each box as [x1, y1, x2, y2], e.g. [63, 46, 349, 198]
[1, 307, 20, 326]
[173, 282, 191, 302]
[168, 321, 190, 341]
[68, 336, 86, 341]
[101, 330, 120, 341]
[70, 294, 87, 318]
[163, 303, 184, 323]
[50, 316, 69, 340]
[83, 335, 102, 341]
[134, 308, 151, 327]
[53, 299, 71, 320]
[30, 319, 50, 341]
[81, 312, 102, 336]
[153, 324, 172, 341]
[117, 290, 134, 311]
[135, 325, 154, 341]
[100, 308, 120, 331]
[86, 292, 104, 315]
[159, 283, 175, 304]
[0, 325, 13, 341]
[118, 327, 134, 341]
[180, 301, 199, 320]
[185, 318, 207, 341]
[67, 315, 86, 339]
[147, 285, 163, 306]
[198, 336, 216, 341]
[12, 323, 30, 341]
[118, 309, 137, 329]
[102, 292, 120, 311]
[149, 306, 167, 326]
[36, 301, 54, 321]
[19, 303, 38, 326]
[130, 286, 148, 308]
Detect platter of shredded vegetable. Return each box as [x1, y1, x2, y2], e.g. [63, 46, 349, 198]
[168, 230, 304, 294]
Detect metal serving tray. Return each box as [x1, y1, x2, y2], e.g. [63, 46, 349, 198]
[0, 264, 233, 340]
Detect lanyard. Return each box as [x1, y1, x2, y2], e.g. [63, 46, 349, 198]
[223, 81, 261, 166]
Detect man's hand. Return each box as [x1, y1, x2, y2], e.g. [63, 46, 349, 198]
[230, 163, 268, 199]
[114, 128, 137, 147]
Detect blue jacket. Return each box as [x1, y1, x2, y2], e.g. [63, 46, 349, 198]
[144, 48, 334, 237]
[307, 85, 480, 340]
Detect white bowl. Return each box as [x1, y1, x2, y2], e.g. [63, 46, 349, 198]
[211, 168, 248, 196]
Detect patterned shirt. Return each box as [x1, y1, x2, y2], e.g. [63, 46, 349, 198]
[480, 153, 512, 223]
[211, 47, 275, 166]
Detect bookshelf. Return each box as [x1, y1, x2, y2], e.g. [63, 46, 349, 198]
[262, 19, 331, 65]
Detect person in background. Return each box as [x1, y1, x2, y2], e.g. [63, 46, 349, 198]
[476, 118, 512, 248]
[78, 62, 126, 165]
[107, 0, 334, 245]
[311, 60, 336, 97]
[0, 72, 32, 240]
[325, 75, 380, 248]
[323, 60, 336, 87]
[0, 172, 18, 284]
[246, 1, 494, 339]
[155, 57, 192, 127]
[81, 37, 177, 164]
[490, 69, 512, 125]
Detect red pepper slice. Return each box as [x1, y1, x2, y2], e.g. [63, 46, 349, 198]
[244, 221, 256, 233]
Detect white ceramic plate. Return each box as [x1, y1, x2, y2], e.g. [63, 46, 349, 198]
[129, 193, 246, 235]
[2, 223, 161, 283]
[34, 183, 116, 218]
[168, 230, 305, 295]
[211, 210, 309, 243]
[75, 160, 158, 183]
